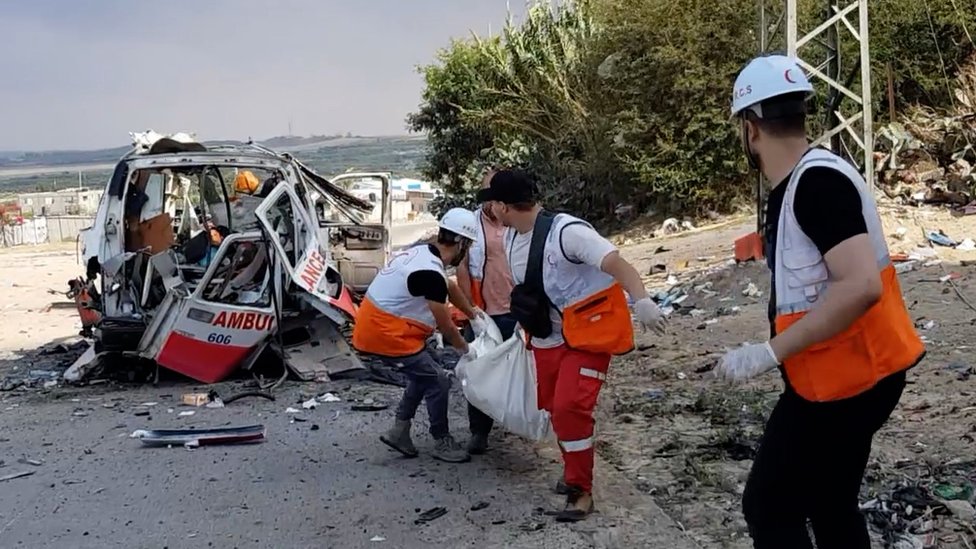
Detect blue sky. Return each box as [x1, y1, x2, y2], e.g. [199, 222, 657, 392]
[0, 0, 527, 151]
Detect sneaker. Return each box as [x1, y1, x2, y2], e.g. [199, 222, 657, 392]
[555, 486, 594, 523]
[432, 435, 470, 463]
[380, 419, 419, 458]
[467, 433, 489, 455]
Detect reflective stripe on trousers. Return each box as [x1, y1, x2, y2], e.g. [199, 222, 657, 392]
[559, 437, 594, 452]
[533, 344, 611, 493]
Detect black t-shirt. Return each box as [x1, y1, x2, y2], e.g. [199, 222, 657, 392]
[406, 245, 449, 303]
[764, 164, 869, 329]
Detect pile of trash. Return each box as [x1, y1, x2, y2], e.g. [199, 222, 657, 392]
[862, 459, 976, 548]
[876, 57, 976, 211]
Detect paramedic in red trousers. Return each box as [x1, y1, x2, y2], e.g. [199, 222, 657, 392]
[716, 54, 925, 549]
[477, 169, 666, 522]
[456, 169, 518, 455]
[352, 208, 485, 464]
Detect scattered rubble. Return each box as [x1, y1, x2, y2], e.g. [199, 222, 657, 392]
[0, 340, 89, 391]
[414, 507, 448, 525]
[876, 58, 976, 215]
[130, 425, 266, 448]
[0, 470, 35, 483]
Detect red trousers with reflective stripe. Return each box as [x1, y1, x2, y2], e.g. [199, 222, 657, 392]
[533, 344, 611, 493]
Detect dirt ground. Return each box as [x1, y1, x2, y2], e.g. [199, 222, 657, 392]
[2, 205, 975, 548]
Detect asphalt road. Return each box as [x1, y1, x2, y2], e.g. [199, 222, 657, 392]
[0, 377, 665, 549]
[389, 221, 438, 248]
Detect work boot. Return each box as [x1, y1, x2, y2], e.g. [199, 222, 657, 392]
[380, 419, 418, 458]
[554, 479, 570, 495]
[432, 435, 470, 463]
[467, 432, 489, 455]
[555, 486, 595, 523]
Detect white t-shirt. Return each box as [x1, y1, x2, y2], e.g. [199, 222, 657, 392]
[508, 222, 617, 348]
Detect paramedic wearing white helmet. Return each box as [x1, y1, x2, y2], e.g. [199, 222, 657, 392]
[353, 207, 487, 464]
[718, 54, 923, 548]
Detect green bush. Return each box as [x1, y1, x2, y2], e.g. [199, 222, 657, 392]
[409, 0, 976, 225]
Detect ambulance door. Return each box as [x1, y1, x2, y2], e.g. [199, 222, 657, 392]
[152, 232, 277, 383]
[255, 184, 357, 321]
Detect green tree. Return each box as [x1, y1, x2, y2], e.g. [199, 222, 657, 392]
[409, 0, 976, 224]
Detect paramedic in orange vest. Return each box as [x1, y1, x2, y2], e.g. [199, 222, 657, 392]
[352, 208, 484, 464]
[717, 55, 925, 549]
[478, 169, 666, 522]
[456, 168, 518, 455]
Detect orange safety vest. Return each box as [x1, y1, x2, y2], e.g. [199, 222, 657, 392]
[467, 213, 488, 310]
[351, 246, 445, 358]
[561, 283, 634, 356]
[773, 149, 924, 402]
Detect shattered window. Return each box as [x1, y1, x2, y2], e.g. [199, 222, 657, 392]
[264, 192, 298, 269]
[200, 238, 272, 307]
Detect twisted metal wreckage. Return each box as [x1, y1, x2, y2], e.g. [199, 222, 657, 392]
[65, 131, 401, 385]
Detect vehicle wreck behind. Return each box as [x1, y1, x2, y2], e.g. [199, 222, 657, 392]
[68, 131, 394, 384]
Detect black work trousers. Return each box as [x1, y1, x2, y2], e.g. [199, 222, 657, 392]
[465, 313, 518, 436]
[743, 371, 906, 549]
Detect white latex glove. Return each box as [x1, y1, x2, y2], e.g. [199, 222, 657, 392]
[635, 297, 666, 335]
[716, 342, 779, 383]
[469, 308, 490, 337]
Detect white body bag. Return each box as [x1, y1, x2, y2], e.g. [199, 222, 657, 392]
[455, 326, 554, 442]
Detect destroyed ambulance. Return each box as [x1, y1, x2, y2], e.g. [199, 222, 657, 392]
[69, 131, 394, 384]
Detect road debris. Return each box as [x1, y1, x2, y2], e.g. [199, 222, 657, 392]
[351, 397, 387, 412]
[319, 392, 341, 403]
[0, 470, 35, 483]
[219, 390, 275, 404]
[943, 499, 976, 521]
[370, 535, 386, 542]
[301, 398, 319, 410]
[130, 425, 266, 448]
[17, 458, 43, 467]
[926, 231, 957, 247]
[414, 507, 448, 525]
[934, 483, 974, 501]
[181, 393, 209, 407]
[470, 502, 490, 511]
[285, 407, 301, 414]
[178, 411, 195, 417]
[1, 340, 90, 391]
[742, 282, 762, 298]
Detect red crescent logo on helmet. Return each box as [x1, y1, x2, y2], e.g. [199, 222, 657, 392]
[785, 69, 796, 84]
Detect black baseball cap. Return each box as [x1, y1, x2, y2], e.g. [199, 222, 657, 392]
[476, 169, 537, 204]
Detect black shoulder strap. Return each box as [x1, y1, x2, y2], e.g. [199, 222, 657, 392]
[557, 220, 589, 265]
[526, 211, 556, 291]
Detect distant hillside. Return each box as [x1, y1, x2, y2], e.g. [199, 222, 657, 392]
[0, 135, 421, 169]
[0, 146, 131, 168]
[0, 135, 430, 194]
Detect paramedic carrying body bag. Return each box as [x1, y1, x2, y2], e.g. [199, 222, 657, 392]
[456, 329, 554, 441]
[509, 211, 556, 339]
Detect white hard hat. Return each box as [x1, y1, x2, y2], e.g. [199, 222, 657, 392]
[731, 54, 814, 117]
[439, 208, 478, 241]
